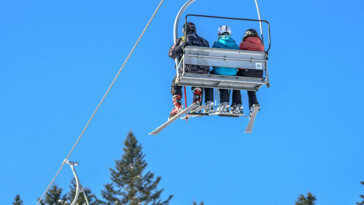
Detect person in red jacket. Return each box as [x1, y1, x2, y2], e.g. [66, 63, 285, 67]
[232, 29, 264, 111]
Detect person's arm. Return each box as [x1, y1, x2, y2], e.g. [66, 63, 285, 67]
[168, 38, 185, 59]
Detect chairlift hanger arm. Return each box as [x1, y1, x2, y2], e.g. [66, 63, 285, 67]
[173, 0, 197, 43]
[68, 162, 80, 205]
[185, 14, 271, 53]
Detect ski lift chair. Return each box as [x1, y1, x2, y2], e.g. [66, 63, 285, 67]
[149, 2, 272, 135]
[175, 14, 271, 91]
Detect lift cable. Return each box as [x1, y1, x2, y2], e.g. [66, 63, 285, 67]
[36, 0, 165, 204]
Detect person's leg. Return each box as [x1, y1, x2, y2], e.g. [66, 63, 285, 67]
[217, 89, 229, 113]
[231, 69, 243, 114]
[231, 90, 243, 114]
[170, 76, 183, 118]
[232, 90, 241, 105]
[219, 89, 229, 103]
[248, 91, 259, 109]
[204, 88, 214, 103]
[204, 87, 214, 113]
[240, 69, 262, 110]
[171, 76, 182, 96]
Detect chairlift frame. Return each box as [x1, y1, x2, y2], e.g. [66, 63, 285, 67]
[150, 0, 271, 135]
[176, 13, 271, 91]
[172, 0, 271, 91]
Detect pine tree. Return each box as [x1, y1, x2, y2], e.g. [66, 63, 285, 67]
[357, 181, 364, 205]
[39, 184, 67, 205]
[192, 200, 204, 205]
[66, 178, 102, 205]
[295, 192, 316, 205]
[101, 131, 173, 205]
[13, 195, 24, 205]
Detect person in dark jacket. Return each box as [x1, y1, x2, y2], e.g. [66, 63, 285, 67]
[232, 28, 264, 111]
[168, 22, 212, 118]
[211, 25, 240, 114]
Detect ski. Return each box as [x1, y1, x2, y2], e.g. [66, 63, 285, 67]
[244, 104, 260, 133]
[149, 103, 200, 135]
[209, 112, 246, 117]
[180, 105, 207, 120]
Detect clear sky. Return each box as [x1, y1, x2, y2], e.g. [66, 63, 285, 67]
[1, 0, 364, 204]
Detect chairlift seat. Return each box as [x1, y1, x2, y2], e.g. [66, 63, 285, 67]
[177, 46, 269, 91]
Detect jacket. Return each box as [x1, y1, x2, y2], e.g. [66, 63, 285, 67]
[239, 36, 264, 51]
[212, 35, 239, 76]
[169, 32, 210, 74]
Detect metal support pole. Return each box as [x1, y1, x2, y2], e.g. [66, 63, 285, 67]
[81, 188, 90, 205]
[66, 161, 80, 205]
[173, 0, 197, 69]
[66, 160, 91, 205]
[254, 0, 264, 45]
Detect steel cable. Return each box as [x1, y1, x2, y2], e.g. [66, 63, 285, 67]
[37, 0, 165, 203]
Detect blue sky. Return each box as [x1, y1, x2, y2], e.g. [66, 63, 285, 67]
[1, 0, 364, 204]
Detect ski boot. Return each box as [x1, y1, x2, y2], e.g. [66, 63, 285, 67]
[192, 88, 202, 104]
[204, 101, 215, 114]
[216, 102, 229, 114]
[169, 95, 183, 119]
[231, 104, 243, 115]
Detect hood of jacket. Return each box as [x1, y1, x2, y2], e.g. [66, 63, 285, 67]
[239, 37, 265, 51]
[213, 35, 239, 49]
[211, 35, 239, 76]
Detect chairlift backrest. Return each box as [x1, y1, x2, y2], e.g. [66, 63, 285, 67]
[183, 46, 267, 70]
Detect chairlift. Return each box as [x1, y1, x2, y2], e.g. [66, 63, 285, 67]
[150, 0, 271, 135]
[177, 14, 271, 91]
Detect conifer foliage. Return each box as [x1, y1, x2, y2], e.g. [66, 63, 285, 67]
[295, 192, 316, 205]
[357, 181, 364, 205]
[39, 184, 67, 205]
[66, 178, 101, 205]
[192, 200, 204, 205]
[101, 131, 173, 204]
[13, 195, 24, 205]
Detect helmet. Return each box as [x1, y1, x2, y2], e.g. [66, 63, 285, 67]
[218, 25, 232, 36]
[243, 28, 260, 41]
[182, 22, 196, 34]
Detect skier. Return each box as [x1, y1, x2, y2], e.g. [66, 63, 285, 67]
[232, 28, 264, 111]
[211, 25, 240, 114]
[168, 22, 213, 118]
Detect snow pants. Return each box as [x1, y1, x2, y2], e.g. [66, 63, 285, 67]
[232, 69, 263, 107]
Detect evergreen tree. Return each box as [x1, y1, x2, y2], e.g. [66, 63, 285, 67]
[101, 131, 173, 205]
[13, 195, 24, 205]
[39, 184, 67, 205]
[192, 200, 204, 205]
[66, 178, 102, 205]
[357, 181, 364, 205]
[295, 192, 316, 205]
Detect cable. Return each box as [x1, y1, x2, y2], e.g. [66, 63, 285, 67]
[36, 0, 165, 204]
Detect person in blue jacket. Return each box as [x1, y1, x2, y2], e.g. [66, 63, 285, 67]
[211, 25, 241, 114]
